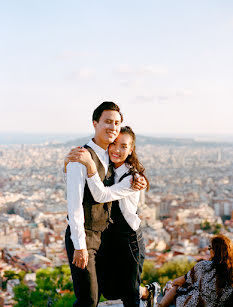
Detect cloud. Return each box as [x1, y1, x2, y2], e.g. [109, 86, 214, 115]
[119, 79, 133, 87]
[58, 50, 93, 59]
[66, 68, 95, 80]
[138, 66, 168, 75]
[78, 69, 95, 79]
[175, 89, 193, 97]
[114, 65, 168, 76]
[134, 95, 155, 104]
[119, 79, 143, 88]
[157, 95, 170, 103]
[132, 88, 193, 104]
[227, 18, 233, 28]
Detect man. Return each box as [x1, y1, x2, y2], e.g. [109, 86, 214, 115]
[65, 102, 123, 307]
[65, 101, 148, 306]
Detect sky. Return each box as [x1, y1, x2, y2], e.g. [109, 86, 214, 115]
[1, 0, 233, 137]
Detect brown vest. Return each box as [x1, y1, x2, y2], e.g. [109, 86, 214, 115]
[83, 145, 114, 232]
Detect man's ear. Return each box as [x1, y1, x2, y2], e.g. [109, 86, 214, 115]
[93, 120, 97, 128]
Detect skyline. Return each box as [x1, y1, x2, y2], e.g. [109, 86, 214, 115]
[1, 130, 233, 146]
[1, 1, 233, 135]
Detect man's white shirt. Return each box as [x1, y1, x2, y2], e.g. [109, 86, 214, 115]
[67, 139, 109, 250]
[67, 141, 141, 250]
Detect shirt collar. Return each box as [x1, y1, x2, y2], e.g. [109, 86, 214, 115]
[87, 139, 109, 159]
[114, 163, 130, 179]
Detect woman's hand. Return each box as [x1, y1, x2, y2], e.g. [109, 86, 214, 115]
[64, 146, 81, 173]
[172, 275, 186, 287]
[64, 147, 93, 172]
[73, 147, 93, 166]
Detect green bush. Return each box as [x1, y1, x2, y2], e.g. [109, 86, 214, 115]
[53, 293, 76, 307]
[141, 260, 158, 285]
[201, 221, 211, 230]
[13, 284, 31, 307]
[13, 260, 196, 305]
[141, 259, 195, 288]
[14, 265, 73, 306]
[157, 259, 195, 287]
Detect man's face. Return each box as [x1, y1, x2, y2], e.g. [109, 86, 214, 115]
[93, 110, 121, 147]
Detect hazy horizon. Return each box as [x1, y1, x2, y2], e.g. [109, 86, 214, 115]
[1, 130, 233, 145]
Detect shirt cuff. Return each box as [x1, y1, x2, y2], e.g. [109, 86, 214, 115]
[70, 231, 87, 250]
[86, 173, 100, 183]
[73, 240, 87, 250]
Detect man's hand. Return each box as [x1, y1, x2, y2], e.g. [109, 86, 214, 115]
[72, 249, 89, 269]
[131, 176, 147, 191]
[64, 147, 82, 173]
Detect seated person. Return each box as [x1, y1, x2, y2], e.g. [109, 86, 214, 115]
[158, 235, 233, 307]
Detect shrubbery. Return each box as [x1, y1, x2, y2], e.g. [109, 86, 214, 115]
[201, 220, 223, 234]
[14, 265, 74, 307]
[13, 259, 195, 305]
[141, 258, 195, 287]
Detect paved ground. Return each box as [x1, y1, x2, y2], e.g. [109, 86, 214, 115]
[98, 295, 166, 306]
[98, 300, 123, 306]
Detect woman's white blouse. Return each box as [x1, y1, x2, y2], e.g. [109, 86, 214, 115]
[87, 163, 141, 231]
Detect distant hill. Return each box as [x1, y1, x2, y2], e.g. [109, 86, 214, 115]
[62, 135, 233, 148]
[64, 136, 92, 147]
[0, 132, 86, 145]
[1, 132, 232, 148]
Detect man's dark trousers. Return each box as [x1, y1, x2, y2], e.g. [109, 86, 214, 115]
[65, 146, 114, 307]
[65, 226, 103, 307]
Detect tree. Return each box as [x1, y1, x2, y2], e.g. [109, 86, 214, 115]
[53, 293, 76, 307]
[141, 260, 158, 285]
[18, 271, 27, 281]
[201, 221, 211, 230]
[213, 223, 222, 234]
[14, 265, 74, 306]
[13, 284, 31, 307]
[4, 270, 18, 281]
[13, 261, 196, 305]
[141, 259, 195, 288]
[3, 270, 20, 290]
[157, 259, 195, 287]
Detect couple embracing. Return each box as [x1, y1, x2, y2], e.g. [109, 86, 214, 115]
[64, 102, 158, 307]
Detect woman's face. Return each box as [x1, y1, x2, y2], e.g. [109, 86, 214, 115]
[108, 133, 133, 168]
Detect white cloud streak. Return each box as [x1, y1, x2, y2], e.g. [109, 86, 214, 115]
[114, 64, 168, 76]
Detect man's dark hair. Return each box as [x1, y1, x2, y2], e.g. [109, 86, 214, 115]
[92, 101, 123, 122]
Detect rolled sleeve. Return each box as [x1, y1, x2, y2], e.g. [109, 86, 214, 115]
[87, 173, 135, 203]
[67, 162, 87, 250]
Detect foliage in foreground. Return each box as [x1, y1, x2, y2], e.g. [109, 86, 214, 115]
[2, 270, 26, 290]
[14, 265, 74, 307]
[13, 259, 195, 305]
[141, 258, 195, 287]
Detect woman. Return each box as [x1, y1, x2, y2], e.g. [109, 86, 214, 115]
[158, 234, 233, 307]
[73, 126, 157, 307]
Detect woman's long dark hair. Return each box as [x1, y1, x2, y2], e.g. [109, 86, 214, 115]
[210, 235, 233, 296]
[120, 126, 150, 191]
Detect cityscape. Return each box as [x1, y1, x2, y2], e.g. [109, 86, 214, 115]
[0, 136, 233, 305]
[2, 0, 233, 305]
